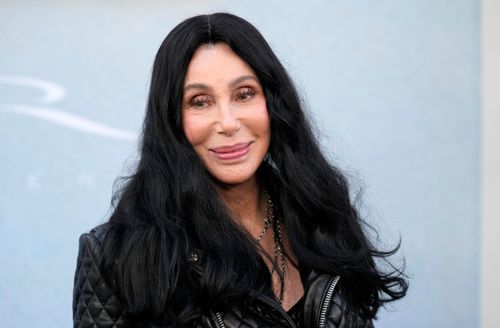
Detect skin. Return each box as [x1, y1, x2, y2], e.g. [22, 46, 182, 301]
[182, 42, 303, 310]
[182, 43, 270, 186]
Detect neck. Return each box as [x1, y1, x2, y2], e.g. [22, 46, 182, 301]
[217, 176, 265, 230]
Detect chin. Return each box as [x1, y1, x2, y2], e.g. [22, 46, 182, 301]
[214, 176, 253, 186]
[210, 170, 257, 186]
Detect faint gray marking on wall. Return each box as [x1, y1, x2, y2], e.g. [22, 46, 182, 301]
[0, 75, 138, 141]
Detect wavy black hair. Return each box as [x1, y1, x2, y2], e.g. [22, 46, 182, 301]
[101, 12, 407, 326]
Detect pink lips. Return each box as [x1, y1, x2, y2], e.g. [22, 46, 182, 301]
[210, 142, 252, 160]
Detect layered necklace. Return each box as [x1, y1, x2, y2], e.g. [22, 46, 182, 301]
[256, 190, 286, 305]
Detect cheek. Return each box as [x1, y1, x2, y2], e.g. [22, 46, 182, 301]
[182, 114, 209, 147]
[252, 103, 271, 136]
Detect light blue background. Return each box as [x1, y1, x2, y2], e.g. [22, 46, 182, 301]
[0, 1, 479, 327]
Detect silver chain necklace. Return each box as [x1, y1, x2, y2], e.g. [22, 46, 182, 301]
[256, 191, 286, 305]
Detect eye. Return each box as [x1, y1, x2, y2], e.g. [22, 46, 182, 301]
[189, 95, 211, 109]
[235, 87, 257, 102]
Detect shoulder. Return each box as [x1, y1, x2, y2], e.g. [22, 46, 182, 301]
[303, 271, 373, 327]
[73, 223, 135, 326]
[77, 223, 111, 256]
[81, 222, 110, 242]
[74, 223, 113, 288]
[329, 282, 374, 327]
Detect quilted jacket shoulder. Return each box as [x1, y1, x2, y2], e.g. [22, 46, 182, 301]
[73, 225, 133, 328]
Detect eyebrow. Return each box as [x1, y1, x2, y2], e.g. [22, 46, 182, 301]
[183, 75, 259, 93]
[229, 75, 259, 88]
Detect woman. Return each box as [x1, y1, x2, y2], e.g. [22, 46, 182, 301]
[73, 13, 407, 328]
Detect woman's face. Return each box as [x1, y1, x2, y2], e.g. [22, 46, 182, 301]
[182, 43, 270, 185]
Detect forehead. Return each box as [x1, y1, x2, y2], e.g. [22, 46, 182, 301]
[183, 43, 257, 86]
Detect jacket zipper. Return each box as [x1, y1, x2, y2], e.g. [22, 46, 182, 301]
[214, 294, 297, 328]
[317, 275, 340, 328]
[214, 311, 226, 328]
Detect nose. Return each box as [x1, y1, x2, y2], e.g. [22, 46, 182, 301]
[215, 102, 241, 136]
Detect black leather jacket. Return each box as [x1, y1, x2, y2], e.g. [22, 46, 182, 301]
[73, 225, 374, 328]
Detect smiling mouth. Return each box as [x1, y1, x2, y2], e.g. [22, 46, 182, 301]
[210, 142, 252, 160]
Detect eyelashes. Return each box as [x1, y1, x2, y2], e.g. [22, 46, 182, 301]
[190, 95, 211, 108]
[235, 87, 257, 101]
[187, 87, 259, 109]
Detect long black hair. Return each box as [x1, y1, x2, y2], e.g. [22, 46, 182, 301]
[101, 12, 407, 326]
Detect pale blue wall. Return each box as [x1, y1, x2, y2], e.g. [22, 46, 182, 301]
[0, 1, 479, 327]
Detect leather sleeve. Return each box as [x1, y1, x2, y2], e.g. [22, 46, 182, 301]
[72, 231, 131, 328]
